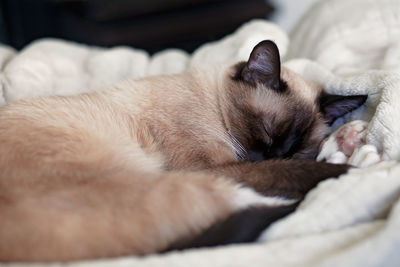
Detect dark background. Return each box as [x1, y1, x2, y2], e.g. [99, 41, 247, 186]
[0, 0, 275, 53]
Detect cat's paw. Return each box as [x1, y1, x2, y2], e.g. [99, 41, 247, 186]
[335, 120, 367, 156]
[317, 120, 381, 167]
[348, 144, 381, 167]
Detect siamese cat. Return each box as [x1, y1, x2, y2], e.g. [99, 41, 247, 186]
[0, 40, 367, 262]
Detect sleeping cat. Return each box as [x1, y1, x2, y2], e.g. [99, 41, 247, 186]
[0, 40, 367, 262]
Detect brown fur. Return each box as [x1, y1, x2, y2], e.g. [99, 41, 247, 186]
[0, 41, 364, 262]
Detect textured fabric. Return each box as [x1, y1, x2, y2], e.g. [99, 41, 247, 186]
[0, 19, 288, 104]
[2, 0, 400, 265]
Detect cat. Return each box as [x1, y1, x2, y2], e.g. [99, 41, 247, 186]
[0, 40, 367, 262]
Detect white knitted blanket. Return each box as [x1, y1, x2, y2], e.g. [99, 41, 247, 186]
[2, 0, 400, 266]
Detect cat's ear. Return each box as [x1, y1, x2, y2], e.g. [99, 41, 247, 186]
[319, 92, 368, 124]
[240, 40, 281, 91]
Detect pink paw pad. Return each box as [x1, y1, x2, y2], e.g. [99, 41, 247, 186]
[335, 122, 367, 157]
[318, 120, 382, 167]
[317, 120, 371, 164]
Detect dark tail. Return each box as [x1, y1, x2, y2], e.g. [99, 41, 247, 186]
[165, 202, 299, 252]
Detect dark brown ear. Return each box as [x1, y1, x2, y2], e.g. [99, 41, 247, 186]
[319, 93, 368, 125]
[240, 40, 281, 91]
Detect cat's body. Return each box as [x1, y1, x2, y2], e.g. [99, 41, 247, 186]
[0, 41, 366, 262]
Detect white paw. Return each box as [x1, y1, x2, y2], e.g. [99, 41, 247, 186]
[318, 120, 381, 166]
[326, 151, 347, 164]
[334, 120, 368, 156]
[348, 144, 381, 167]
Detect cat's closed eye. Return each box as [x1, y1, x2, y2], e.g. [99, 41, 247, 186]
[262, 121, 273, 146]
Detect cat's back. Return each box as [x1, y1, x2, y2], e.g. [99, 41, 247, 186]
[0, 93, 164, 186]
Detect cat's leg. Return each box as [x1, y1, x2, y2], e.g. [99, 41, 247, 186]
[0, 167, 289, 262]
[164, 160, 349, 252]
[165, 202, 299, 252]
[208, 160, 350, 199]
[118, 171, 298, 254]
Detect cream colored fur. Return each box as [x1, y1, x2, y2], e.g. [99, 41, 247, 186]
[0, 64, 308, 262]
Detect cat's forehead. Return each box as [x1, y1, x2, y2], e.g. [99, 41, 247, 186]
[225, 63, 321, 105]
[248, 87, 291, 118]
[248, 87, 315, 132]
[223, 63, 321, 117]
[280, 67, 322, 103]
[247, 67, 320, 115]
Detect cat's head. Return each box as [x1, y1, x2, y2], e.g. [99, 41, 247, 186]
[223, 40, 367, 161]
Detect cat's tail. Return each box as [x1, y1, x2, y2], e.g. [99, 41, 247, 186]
[164, 201, 299, 252]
